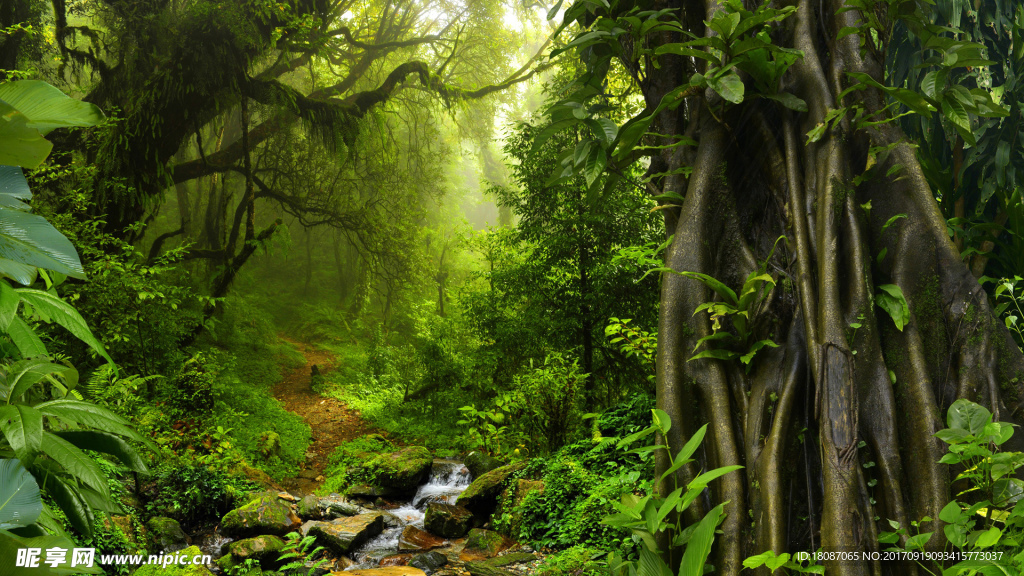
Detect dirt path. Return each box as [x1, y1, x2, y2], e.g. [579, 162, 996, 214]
[273, 337, 373, 495]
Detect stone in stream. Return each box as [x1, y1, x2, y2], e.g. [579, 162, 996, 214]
[298, 494, 321, 518]
[455, 462, 527, 520]
[145, 516, 190, 552]
[380, 553, 416, 567]
[309, 512, 384, 555]
[463, 452, 502, 479]
[336, 568, 427, 576]
[216, 535, 285, 571]
[423, 503, 473, 538]
[464, 553, 538, 576]
[367, 446, 433, 496]
[220, 491, 302, 538]
[348, 483, 401, 499]
[398, 525, 446, 551]
[458, 529, 512, 561]
[322, 495, 367, 517]
[409, 551, 449, 575]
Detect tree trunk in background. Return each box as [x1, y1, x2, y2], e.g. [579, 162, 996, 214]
[637, 0, 1024, 574]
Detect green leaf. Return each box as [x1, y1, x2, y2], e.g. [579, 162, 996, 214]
[39, 473, 94, 540]
[676, 271, 738, 304]
[974, 526, 1001, 548]
[54, 431, 147, 473]
[947, 399, 992, 435]
[0, 281, 18, 331]
[0, 81, 105, 135]
[0, 167, 31, 210]
[708, 72, 744, 104]
[15, 289, 110, 363]
[875, 284, 909, 331]
[0, 405, 42, 465]
[679, 502, 726, 576]
[39, 431, 108, 495]
[0, 102, 51, 169]
[0, 459, 41, 529]
[661, 424, 708, 482]
[688, 348, 740, 362]
[0, 209, 86, 282]
[652, 409, 671, 435]
[689, 465, 743, 492]
[938, 501, 961, 523]
[763, 92, 808, 112]
[7, 358, 78, 400]
[739, 339, 779, 364]
[6, 316, 47, 358]
[905, 531, 932, 550]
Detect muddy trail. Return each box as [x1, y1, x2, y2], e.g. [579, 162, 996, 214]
[273, 338, 374, 495]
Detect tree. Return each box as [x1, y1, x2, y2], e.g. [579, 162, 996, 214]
[535, 0, 1024, 574]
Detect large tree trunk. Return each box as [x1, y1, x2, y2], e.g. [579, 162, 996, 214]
[647, 0, 1024, 575]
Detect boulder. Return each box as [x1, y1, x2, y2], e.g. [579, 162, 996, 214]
[309, 512, 384, 554]
[380, 553, 416, 567]
[322, 495, 365, 517]
[464, 452, 501, 479]
[348, 483, 400, 499]
[458, 529, 512, 561]
[464, 553, 537, 576]
[221, 535, 286, 570]
[145, 516, 189, 552]
[298, 494, 321, 518]
[423, 503, 473, 538]
[455, 462, 527, 518]
[409, 551, 448, 575]
[398, 525, 446, 551]
[132, 546, 215, 576]
[340, 568, 427, 576]
[370, 446, 432, 495]
[220, 491, 302, 538]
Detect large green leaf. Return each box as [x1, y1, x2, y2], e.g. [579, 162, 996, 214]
[25, 471, 95, 543]
[35, 399, 150, 445]
[38, 431, 107, 496]
[16, 289, 109, 362]
[0, 167, 31, 210]
[0, 406, 42, 465]
[679, 502, 726, 576]
[875, 284, 910, 331]
[54, 431, 148, 473]
[0, 102, 51, 169]
[0, 209, 86, 282]
[6, 316, 47, 358]
[0, 81, 105, 136]
[7, 358, 78, 400]
[0, 527, 102, 576]
[0, 459, 41, 530]
[0, 281, 18, 331]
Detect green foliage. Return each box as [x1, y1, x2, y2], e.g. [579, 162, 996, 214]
[875, 284, 910, 332]
[877, 399, 1024, 574]
[144, 462, 257, 530]
[277, 531, 328, 576]
[992, 275, 1024, 350]
[534, 545, 606, 576]
[741, 550, 823, 574]
[603, 411, 741, 576]
[319, 434, 395, 495]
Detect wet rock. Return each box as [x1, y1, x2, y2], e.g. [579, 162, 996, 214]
[220, 491, 302, 538]
[340, 568, 427, 576]
[322, 495, 365, 517]
[464, 553, 537, 576]
[309, 512, 384, 554]
[348, 483, 401, 499]
[145, 516, 190, 552]
[464, 452, 501, 479]
[409, 551, 449, 575]
[300, 520, 319, 537]
[455, 463, 527, 519]
[424, 503, 473, 538]
[369, 446, 433, 496]
[298, 494, 321, 518]
[226, 534, 285, 569]
[398, 525, 446, 551]
[381, 553, 416, 567]
[458, 529, 512, 561]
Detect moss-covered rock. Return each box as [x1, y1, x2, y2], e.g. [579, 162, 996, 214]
[220, 535, 285, 570]
[298, 494, 320, 518]
[423, 503, 472, 538]
[343, 568, 427, 576]
[455, 462, 527, 518]
[347, 483, 400, 499]
[369, 446, 432, 495]
[398, 525, 446, 551]
[464, 553, 537, 576]
[145, 516, 190, 551]
[309, 512, 384, 554]
[133, 546, 214, 576]
[499, 479, 545, 536]
[220, 491, 302, 538]
[458, 529, 511, 561]
[464, 452, 501, 479]
[409, 551, 448, 575]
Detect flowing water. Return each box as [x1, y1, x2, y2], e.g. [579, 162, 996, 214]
[348, 460, 472, 569]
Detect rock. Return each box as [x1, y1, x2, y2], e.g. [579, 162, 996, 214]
[409, 551, 448, 575]
[464, 553, 537, 576]
[226, 535, 286, 569]
[455, 462, 527, 519]
[133, 546, 215, 576]
[339, 568, 427, 576]
[278, 491, 298, 502]
[220, 491, 302, 538]
[335, 556, 357, 570]
[367, 446, 432, 496]
[309, 512, 384, 554]
[380, 553, 415, 567]
[145, 516, 190, 552]
[423, 503, 473, 538]
[464, 452, 501, 479]
[300, 520, 319, 537]
[458, 529, 512, 561]
[322, 496, 365, 517]
[398, 525, 446, 551]
[348, 483, 400, 499]
[298, 494, 321, 518]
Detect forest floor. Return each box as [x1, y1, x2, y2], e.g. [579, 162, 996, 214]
[273, 337, 373, 495]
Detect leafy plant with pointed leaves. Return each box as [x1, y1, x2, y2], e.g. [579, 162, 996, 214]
[603, 409, 741, 576]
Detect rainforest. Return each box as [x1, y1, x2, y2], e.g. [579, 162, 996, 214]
[0, 0, 1023, 575]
